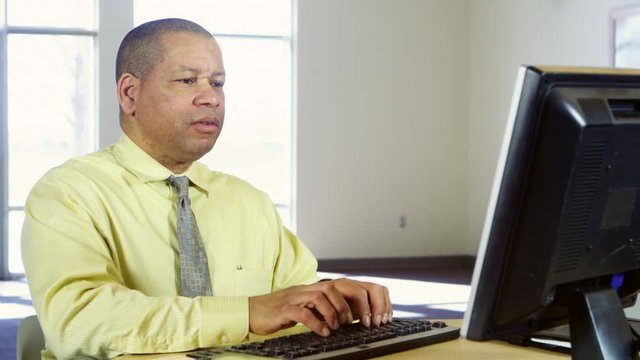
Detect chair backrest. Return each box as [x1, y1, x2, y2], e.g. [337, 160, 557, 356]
[17, 315, 45, 360]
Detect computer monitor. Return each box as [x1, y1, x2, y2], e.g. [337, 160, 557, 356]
[462, 65, 640, 359]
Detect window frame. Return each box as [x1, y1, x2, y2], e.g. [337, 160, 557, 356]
[1, 0, 9, 279]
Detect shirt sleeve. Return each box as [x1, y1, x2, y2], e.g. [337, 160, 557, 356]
[271, 221, 321, 291]
[21, 176, 250, 359]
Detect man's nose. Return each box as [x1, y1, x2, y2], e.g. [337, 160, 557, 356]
[193, 84, 222, 107]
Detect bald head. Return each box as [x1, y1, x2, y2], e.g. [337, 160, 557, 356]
[116, 18, 213, 81]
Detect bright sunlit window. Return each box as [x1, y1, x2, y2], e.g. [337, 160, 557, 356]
[134, 0, 295, 227]
[2, 0, 97, 276]
[612, 6, 640, 68]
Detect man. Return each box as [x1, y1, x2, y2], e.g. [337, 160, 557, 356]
[21, 18, 392, 359]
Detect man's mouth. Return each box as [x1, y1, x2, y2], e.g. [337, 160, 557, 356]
[191, 118, 220, 133]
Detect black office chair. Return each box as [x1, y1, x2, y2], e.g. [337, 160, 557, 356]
[16, 315, 45, 360]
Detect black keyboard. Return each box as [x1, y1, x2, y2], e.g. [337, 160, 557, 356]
[187, 319, 460, 359]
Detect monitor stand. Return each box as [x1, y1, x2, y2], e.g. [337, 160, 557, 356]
[507, 288, 640, 359]
[568, 287, 639, 360]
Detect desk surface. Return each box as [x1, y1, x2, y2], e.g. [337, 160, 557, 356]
[119, 319, 569, 359]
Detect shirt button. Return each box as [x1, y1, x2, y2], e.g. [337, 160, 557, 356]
[221, 334, 230, 343]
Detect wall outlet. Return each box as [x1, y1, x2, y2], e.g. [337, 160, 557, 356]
[399, 215, 407, 228]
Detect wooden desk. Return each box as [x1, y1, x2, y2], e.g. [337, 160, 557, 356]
[119, 319, 569, 359]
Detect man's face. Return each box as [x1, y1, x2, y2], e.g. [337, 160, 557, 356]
[128, 32, 226, 171]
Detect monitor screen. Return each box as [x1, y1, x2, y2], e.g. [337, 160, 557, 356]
[462, 65, 640, 359]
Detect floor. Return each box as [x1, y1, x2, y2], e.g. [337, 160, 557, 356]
[0, 277, 35, 360]
[1, 266, 473, 360]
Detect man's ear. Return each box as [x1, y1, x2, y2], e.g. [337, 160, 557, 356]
[117, 73, 139, 116]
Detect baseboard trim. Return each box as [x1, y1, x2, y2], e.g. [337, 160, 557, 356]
[317, 255, 475, 272]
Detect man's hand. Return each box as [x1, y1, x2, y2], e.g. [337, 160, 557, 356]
[248, 279, 392, 337]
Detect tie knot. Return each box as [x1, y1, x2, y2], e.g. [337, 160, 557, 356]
[168, 176, 190, 198]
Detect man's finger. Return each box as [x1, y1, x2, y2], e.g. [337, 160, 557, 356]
[284, 304, 331, 337]
[297, 290, 341, 330]
[314, 281, 354, 325]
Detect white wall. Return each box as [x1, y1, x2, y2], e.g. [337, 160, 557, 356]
[296, 0, 470, 258]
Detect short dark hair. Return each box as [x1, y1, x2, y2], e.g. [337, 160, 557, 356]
[115, 18, 212, 81]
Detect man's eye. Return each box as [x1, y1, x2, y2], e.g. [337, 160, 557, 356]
[211, 81, 225, 88]
[178, 78, 196, 84]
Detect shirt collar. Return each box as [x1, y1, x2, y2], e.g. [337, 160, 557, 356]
[112, 135, 211, 194]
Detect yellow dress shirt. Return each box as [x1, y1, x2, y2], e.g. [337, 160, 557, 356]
[21, 135, 320, 359]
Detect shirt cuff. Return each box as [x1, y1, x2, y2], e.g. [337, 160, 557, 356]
[199, 296, 249, 347]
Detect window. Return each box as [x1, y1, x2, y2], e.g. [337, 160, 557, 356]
[612, 5, 640, 68]
[0, 0, 97, 278]
[134, 0, 295, 228]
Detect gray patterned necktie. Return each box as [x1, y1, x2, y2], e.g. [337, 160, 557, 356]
[168, 176, 213, 297]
